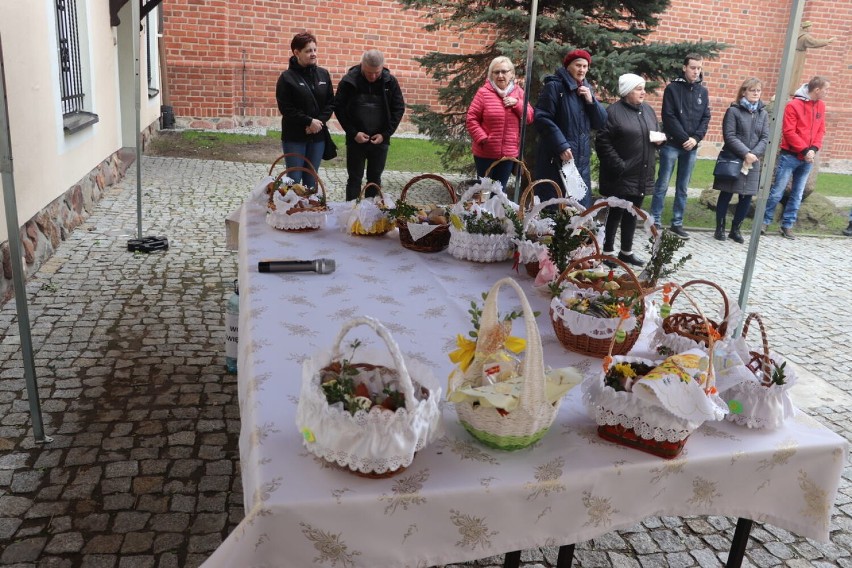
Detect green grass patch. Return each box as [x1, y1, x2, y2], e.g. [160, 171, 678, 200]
[180, 130, 280, 147]
[328, 134, 468, 173]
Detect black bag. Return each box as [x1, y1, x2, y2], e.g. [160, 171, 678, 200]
[322, 127, 337, 161]
[713, 151, 743, 180]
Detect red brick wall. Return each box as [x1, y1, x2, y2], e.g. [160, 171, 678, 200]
[162, 0, 850, 164]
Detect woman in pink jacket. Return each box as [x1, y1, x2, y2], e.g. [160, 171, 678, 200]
[466, 56, 534, 190]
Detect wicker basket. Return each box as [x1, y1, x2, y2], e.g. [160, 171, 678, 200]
[719, 312, 796, 430]
[341, 183, 396, 236]
[296, 316, 443, 477]
[450, 278, 562, 450]
[395, 174, 457, 252]
[550, 254, 645, 358]
[576, 198, 660, 294]
[447, 181, 518, 263]
[584, 283, 728, 458]
[661, 279, 731, 347]
[266, 166, 329, 232]
[483, 156, 532, 197]
[515, 182, 599, 279]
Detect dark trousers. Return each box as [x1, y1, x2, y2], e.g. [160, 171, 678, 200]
[474, 156, 513, 190]
[345, 141, 389, 201]
[603, 195, 645, 254]
[716, 192, 753, 226]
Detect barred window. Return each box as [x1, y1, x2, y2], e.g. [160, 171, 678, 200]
[55, 0, 98, 133]
[145, 2, 160, 99]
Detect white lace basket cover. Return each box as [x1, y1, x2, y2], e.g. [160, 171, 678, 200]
[513, 197, 597, 264]
[263, 174, 328, 231]
[296, 316, 444, 475]
[582, 350, 729, 443]
[715, 336, 797, 430]
[451, 278, 562, 449]
[448, 180, 517, 262]
[549, 281, 641, 341]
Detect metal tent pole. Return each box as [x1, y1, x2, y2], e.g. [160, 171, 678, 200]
[133, 0, 143, 239]
[515, 0, 539, 202]
[0, 35, 50, 443]
[737, 0, 806, 327]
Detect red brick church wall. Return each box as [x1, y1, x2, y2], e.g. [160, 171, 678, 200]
[161, 0, 850, 166]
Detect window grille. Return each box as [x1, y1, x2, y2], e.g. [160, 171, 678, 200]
[55, 0, 85, 116]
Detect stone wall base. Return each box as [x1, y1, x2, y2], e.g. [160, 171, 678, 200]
[0, 123, 157, 305]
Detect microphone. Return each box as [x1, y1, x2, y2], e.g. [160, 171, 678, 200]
[258, 258, 336, 274]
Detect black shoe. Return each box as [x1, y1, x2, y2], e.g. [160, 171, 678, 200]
[780, 227, 796, 240]
[728, 224, 744, 244]
[669, 225, 690, 239]
[843, 223, 852, 237]
[714, 224, 726, 241]
[618, 252, 646, 267]
[602, 251, 618, 268]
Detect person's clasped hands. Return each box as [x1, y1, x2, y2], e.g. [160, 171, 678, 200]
[354, 132, 384, 144]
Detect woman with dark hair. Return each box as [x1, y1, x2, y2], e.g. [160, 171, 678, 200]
[275, 32, 334, 187]
[713, 77, 769, 243]
[465, 56, 534, 190]
[595, 74, 663, 266]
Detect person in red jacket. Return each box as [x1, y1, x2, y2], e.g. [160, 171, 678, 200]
[762, 76, 830, 239]
[466, 56, 534, 191]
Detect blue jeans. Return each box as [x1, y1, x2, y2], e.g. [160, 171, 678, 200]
[650, 143, 697, 227]
[281, 140, 325, 188]
[763, 152, 813, 229]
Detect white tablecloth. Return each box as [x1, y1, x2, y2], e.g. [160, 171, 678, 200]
[203, 202, 847, 568]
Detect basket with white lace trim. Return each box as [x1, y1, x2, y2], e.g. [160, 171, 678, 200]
[582, 282, 729, 458]
[337, 183, 396, 236]
[296, 316, 444, 477]
[717, 312, 797, 430]
[448, 179, 520, 262]
[265, 166, 329, 232]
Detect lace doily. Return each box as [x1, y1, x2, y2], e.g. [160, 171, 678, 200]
[448, 227, 514, 262]
[549, 295, 639, 339]
[266, 208, 327, 231]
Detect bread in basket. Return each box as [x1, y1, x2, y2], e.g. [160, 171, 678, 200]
[266, 166, 329, 232]
[297, 316, 444, 477]
[389, 174, 457, 252]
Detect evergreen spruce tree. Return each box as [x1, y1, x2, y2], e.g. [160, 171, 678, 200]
[397, 0, 725, 170]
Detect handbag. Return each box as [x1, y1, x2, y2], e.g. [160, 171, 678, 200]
[713, 150, 743, 180]
[322, 126, 337, 160]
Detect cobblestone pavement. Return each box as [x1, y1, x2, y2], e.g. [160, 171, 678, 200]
[0, 157, 850, 568]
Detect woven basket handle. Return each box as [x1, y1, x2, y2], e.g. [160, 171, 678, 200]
[452, 181, 513, 216]
[268, 153, 318, 177]
[484, 157, 532, 190]
[479, 278, 546, 412]
[555, 253, 642, 294]
[358, 182, 385, 202]
[274, 167, 327, 201]
[741, 312, 772, 385]
[518, 179, 564, 218]
[578, 199, 659, 240]
[668, 279, 731, 336]
[399, 174, 457, 204]
[331, 316, 418, 411]
[522, 196, 585, 234]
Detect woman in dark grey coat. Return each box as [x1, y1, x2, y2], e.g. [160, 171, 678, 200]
[595, 74, 663, 267]
[713, 78, 770, 242]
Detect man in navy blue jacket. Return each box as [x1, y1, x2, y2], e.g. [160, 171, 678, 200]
[533, 49, 607, 208]
[650, 53, 711, 239]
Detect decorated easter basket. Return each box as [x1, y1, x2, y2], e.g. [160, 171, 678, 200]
[576, 197, 660, 293]
[550, 254, 645, 358]
[393, 174, 457, 252]
[448, 278, 576, 450]
[296, 316, 444, 477]
[657, 279, 735, 355]
[582, 283, 728, 458]
[514, 181, 600, 279]
[265, 166, 329, 232]
[718, 313, 797, 430]
[448, 180, 520, 263]
[338, 183, 396, 236]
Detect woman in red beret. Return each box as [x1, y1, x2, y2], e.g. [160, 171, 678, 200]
[533, 49, 607, 207]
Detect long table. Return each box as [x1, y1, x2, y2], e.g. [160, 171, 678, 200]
[202, 202, 847, 568]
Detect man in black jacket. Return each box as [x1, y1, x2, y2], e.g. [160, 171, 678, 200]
[649, 53, 711, 239]
[334, 50, 406, 201]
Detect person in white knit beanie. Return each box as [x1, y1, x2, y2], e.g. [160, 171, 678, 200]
[618, 73, 645, 97]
